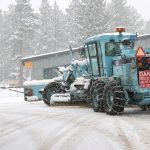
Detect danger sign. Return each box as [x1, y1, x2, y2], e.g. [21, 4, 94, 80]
[139, 70, 150, 88]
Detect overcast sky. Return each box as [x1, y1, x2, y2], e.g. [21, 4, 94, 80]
[0, 0, 149, 21]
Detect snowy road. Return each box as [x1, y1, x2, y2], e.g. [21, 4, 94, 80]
[0, 89, 150, 150]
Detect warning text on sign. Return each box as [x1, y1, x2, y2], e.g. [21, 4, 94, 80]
[139, 70, 150, 88]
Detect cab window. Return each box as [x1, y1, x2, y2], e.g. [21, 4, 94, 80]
[88, 44, 97, 57]
[87, 43, 99, 76]
[105, 42, 121, 56]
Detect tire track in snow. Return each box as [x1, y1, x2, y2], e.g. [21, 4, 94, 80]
[122, 116, 150, 149]
[115, 114, 150, 150]
[0, 111, 81, 148]
[39, 113, 125, 150]
[115, 119, 134, 150]
[38, 114, 92, 150]
[0, 111, 71, 138]
[1, 97, 150, 150]
[0, 108, 91, 148]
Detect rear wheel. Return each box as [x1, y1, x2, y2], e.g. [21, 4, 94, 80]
[103, 81, 126, 115]
[140, 105, 150, 111]
[42, 82, 64, 106]
[91, 80, 105, 112]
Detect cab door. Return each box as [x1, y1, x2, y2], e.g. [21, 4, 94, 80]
[85, 42, 102, 77]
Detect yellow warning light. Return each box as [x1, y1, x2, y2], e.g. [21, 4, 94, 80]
[136, 47, 146, 58]
[116, 27, 125, 33]
[23, 61, 33, 69]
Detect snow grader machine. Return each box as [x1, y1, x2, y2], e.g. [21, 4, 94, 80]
[42, 27, 150, 115]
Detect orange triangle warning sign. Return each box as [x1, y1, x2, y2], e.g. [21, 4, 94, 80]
[136, 47, 146, 57]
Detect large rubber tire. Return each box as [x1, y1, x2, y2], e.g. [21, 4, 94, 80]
[140, 105, 150, 111]
[103, 81, 126, 115]
[42, 82, 64, 106]
[91, 80, 105, 112]
[84, 84, 92, 104]
[85, 90, 91, 103]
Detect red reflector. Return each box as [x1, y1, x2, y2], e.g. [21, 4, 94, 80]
[136, 47, 146, 57]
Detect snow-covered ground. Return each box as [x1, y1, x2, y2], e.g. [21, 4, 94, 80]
[0, 88, 150, 150]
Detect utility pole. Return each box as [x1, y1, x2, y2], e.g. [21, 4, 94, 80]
[19, 34, 23, 87]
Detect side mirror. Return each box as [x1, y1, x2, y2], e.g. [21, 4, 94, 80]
[122, 38, 131, 46]
[80, 47, 86, 58]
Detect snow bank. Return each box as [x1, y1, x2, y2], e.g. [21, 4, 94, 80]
[0, 89, 23, 102]
[0, 82, 9, 88]
[25, 96, 39, 101]
[23, 76, 63, 86]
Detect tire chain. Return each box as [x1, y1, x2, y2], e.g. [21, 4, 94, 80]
[43, 82, 65, 106]
[91, 80, 105, 112]
[103, 81, 126, 115]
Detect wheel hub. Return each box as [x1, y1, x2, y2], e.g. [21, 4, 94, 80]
[106, 90, 114, 110]
[93, 89, 99, 107]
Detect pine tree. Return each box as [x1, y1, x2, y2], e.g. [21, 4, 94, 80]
[9, 0, 37, 85]
[80, 0, 110, 38]
[12, 0, 36, 56]
[38, 0, 53, 53]
[0, 10, 3, 59]
[145, 21, 150, 34]
[0, 6, 16, 81]
[66, 0, 83, 46]
[52, 1, 67, 51]
[38, 1, 67, 53]
[66, 0, 111, 46]
[141, 21, 150, 34]
[0, 10, 4, 81]
[108, 0, 144, 32]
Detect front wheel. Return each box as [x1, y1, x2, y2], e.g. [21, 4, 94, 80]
[91, 80, 105, 112]
[103, 81, 126, 115]
[42, 82, 64, 106]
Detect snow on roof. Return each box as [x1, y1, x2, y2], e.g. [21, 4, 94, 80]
[137, 34, 150, 40]
[23, 75, 63, 86]
[21, 47, 82, 62]
[23, 79, 54, 86]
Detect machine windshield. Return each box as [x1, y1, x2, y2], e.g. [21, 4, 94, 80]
[105, 42, 122, 56]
